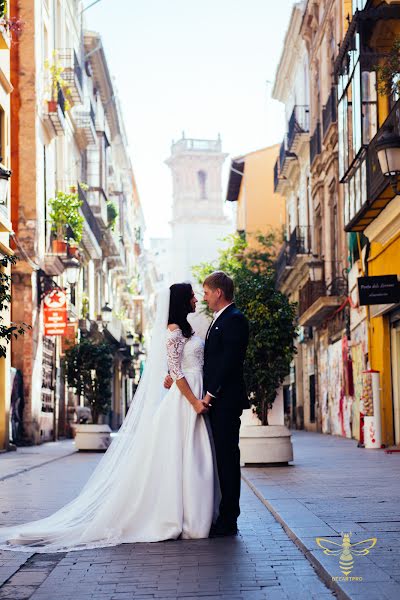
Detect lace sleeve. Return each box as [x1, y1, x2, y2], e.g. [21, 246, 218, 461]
[166, 329, 186, 381]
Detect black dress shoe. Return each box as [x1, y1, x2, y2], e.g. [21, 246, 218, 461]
[209, 523, 238, 537]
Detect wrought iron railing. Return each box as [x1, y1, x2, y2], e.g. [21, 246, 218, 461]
[322, 88, 337, 138]
[287, 226, 311, 265]
[299, 280, 326, 316]
[298, 276, 348, 317]
[274, 159, 279, 192]
[275, 244, 288, 285]
[279, 139, 286, 172]
[78, 183, 103, 246]
[287, 105, 310, 150]
[310, 122, 321, 165]
[73, 49, 83, 90]
[57, 83, 65, 116]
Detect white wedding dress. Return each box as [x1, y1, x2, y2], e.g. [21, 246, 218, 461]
[0, 290, 218, 552]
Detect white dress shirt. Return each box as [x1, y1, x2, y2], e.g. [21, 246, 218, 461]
[206, 303, 234, 398]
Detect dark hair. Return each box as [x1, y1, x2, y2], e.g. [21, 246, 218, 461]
[203, 271, 234, 302]
[168, 283, 194, 338]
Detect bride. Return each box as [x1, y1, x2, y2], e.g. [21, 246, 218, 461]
[0, 283, 219, 552]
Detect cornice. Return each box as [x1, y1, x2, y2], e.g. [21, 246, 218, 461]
[272, 2, 307, 102]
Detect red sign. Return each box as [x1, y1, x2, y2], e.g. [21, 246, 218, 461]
[44, 289, 67, 336]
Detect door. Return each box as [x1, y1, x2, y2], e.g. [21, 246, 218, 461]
[391, 320, 400, 445]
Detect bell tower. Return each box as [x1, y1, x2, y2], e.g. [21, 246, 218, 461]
[166, 134, 231, 283]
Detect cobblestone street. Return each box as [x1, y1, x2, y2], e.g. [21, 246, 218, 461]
[2, 431, 400, 599]
[0, 440, 333, 600]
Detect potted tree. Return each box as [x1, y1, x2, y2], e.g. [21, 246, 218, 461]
[65, 338, 114, 451]
[49, 189, 84, 255]
[194, 233, 298, 465]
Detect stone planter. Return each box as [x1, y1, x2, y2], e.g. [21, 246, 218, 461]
[74, 424, 112, 451]
[239, 424, 293, 465]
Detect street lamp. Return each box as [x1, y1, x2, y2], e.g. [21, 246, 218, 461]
[101, 302, 113, 327]
[375, 127, 400, 195]
[309, 257, 324, 282]
[64, 257, 80, 286]
[0, 163, 11, 205]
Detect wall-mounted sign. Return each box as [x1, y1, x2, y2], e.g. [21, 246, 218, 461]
[358, 275, 400, 306]
[44, 289, 67, 336]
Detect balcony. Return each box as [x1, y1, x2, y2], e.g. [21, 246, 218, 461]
[86, 186, 108, 229]
[47, 84, 66, 135]
[310, 122, 322, 166]
[345, 99, 400, 232]
[59, 49, 83, 105]
[287, 226, 311, 265]
[287, 105, 310, 152]
[278, 137, 296, 179]
[273, 159, 280, 193]
[299, 277, 347, 327]
[73, 103, 96, 148]
[78, 183, 103, 250]
[322, 88, 337, 140]
[275, 226, 312, 287]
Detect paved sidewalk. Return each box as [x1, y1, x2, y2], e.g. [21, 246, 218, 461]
[0, 440, 77, 481]
[0, 451, 333, 599]
[243, 430, 400, 600]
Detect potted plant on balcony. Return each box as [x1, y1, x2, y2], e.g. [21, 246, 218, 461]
[107, 201, 118, 231]
[49, 189, 84, 255]
[194, 233, 298, 465]
[65, 338, 114, 451]
[45, 51, 72, 117]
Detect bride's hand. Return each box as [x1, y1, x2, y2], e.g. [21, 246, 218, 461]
[194, 399, 209, 415]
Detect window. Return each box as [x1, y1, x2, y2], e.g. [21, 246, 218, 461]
[197, 170, 207, 199]
[338, 31, 377, 182]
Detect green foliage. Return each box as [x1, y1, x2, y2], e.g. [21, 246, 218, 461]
[44, 50, 72, 110]
[193, 233, 298, 425]
[107, 201, 118, 231]
[0, 255, 31, 359]
[65, 338, 113, 424]
[375, 37, 400, 97]
[49, 189, 84, 243]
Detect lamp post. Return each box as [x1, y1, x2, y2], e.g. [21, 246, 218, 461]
[0, 163, 11, 205]
[101, 302, 113, 328]
[375, 127, 400, 195]
[64, 257, 80, 306]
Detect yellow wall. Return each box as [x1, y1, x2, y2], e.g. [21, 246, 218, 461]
[236, 145, 285, 247]
[368, 234, 400, 446]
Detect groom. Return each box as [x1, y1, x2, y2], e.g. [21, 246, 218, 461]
[201, 271, 249, 537]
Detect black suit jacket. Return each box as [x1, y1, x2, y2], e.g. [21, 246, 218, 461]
[203, 304, 250, 411]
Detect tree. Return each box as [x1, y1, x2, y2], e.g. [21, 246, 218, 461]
[65, 338, 113, 424]
[193, 233, 298, 425]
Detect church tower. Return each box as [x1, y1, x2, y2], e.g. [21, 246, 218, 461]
[166, 134, 232, 284]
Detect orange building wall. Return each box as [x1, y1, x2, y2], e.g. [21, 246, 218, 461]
[236, 145, 285, 247]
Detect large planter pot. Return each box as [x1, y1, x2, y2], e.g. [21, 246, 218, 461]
[74, 424, 112, 451]
[239, 424, 293, 465]
[52, 239, 67, 255]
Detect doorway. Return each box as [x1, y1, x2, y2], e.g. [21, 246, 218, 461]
[391, 317, 400, 445]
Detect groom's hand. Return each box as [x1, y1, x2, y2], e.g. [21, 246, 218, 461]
[202, 393, 214, 407]
[164, 375, 173, 389]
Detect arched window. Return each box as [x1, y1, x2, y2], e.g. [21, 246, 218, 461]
[197, 170, 207, 199]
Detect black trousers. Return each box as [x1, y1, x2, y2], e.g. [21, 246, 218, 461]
[209, 405, 241, 527]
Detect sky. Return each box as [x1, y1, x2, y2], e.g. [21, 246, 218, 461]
[86, 0, 295, 238]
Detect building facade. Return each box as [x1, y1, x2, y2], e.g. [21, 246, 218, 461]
[336, 0, 400, 446]
[8, 0, 144, 445]
[0, 0, 14, 450]
[226, 144, 285, 245]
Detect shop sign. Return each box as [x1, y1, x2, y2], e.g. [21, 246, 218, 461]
[357, 275, 400, 306]
[44, 289, 67, 336]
